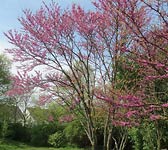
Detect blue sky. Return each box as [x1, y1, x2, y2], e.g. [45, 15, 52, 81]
[0, 0, 93, 55]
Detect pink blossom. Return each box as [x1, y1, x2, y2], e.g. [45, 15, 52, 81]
[59, 115, 74, 123]
[38, 95, 51, 106]
[4, 0, 168, 131]
[126, 110, 137, 118]
[150, 115, 161, 121]
[145, 76, 157, 80]
[95, 94, 113, 103]
[161, 74, 168, 79]
[119, 95, 141, 102]
[156, 63, 165, 68]
[113, 121, 131, 127]
[162, 103, 168, 108]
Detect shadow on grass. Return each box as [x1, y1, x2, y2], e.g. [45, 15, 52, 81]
[0, 139, 30, 150]
[0, 139, 89, 150]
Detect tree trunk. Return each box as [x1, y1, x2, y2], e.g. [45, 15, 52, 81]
[103, 110, 112, 150]
[156, 125, 161, 150]
[103, 125, 112, 150]
[106, 128, 112, 150]
[82, 113, 98, 150]
[103, 117, 108, 150]
[91, 136, 97, 150]
[119, 132, 127, 150]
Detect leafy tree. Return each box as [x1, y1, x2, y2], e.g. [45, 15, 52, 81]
[28, 106, 52, 124]
[0, 54, 11, 102]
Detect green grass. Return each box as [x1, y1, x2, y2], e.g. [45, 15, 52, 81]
[0, 140, 86, 150]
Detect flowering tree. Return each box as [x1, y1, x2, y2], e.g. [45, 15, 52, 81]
[5, 0, 168, 149]
[94, 0, 168, 149]
[6, 71, 36, 125]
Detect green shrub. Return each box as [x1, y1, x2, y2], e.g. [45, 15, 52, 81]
[30, 123, 57, 146]
[129, 123, 157, 150]
[0, 120, 8, 139]
[63, 120, 89, 148]
[7, 123, 31, 143]
[48, 131, 66, 148]
[129, 127, 143, 150]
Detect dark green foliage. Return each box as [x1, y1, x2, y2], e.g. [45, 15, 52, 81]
[154, 79, 168, 103]
[129, 121, 168, 150]
[7, 123, 31, 143]
[0, 120, 8, 139]
[30, 123, 57, 146]
[116, 57, 141, 91]
[156, 120, 168, 149]
[110, 127, 129, 150]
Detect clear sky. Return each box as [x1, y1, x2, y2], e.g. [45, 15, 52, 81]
[0, 0, 93, 55]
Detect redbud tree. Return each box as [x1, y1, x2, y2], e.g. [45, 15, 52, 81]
[5, 0, 168, 149]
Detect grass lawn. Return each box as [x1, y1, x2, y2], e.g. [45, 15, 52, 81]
[0, 140, 86, 150]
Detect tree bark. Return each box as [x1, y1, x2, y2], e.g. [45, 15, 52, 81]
[103, 110, 112, 150]
[106, 128, 112, 150]
[91, 136, 97, 150]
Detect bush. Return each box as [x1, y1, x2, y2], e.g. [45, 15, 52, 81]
[0, 120, 8, 139]
[30, 123, 57, 146]
[128, 123, 159, 150]
[7, 123, 31, 143]
[63, 120, 89, 148]
[48, 131, 66, 148]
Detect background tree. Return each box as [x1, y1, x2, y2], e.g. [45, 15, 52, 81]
[0, 54, 11, 102]
[0, 54, 11, 140]
[6, 71, 41, 126]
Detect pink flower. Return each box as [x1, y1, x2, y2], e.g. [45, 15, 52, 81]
[59, 115, 74, 123]
[38, 95, 51, 106]
[161, 74, 168, 79]
[162, 103, 168, 108]
[126, 110, 137, 118]
[156, 63, 165, 68]
[113, 121, 130, 127]
[146, 76, 157, 80]
[95, 94, 113, 103]
[150, 115, 161, 121]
